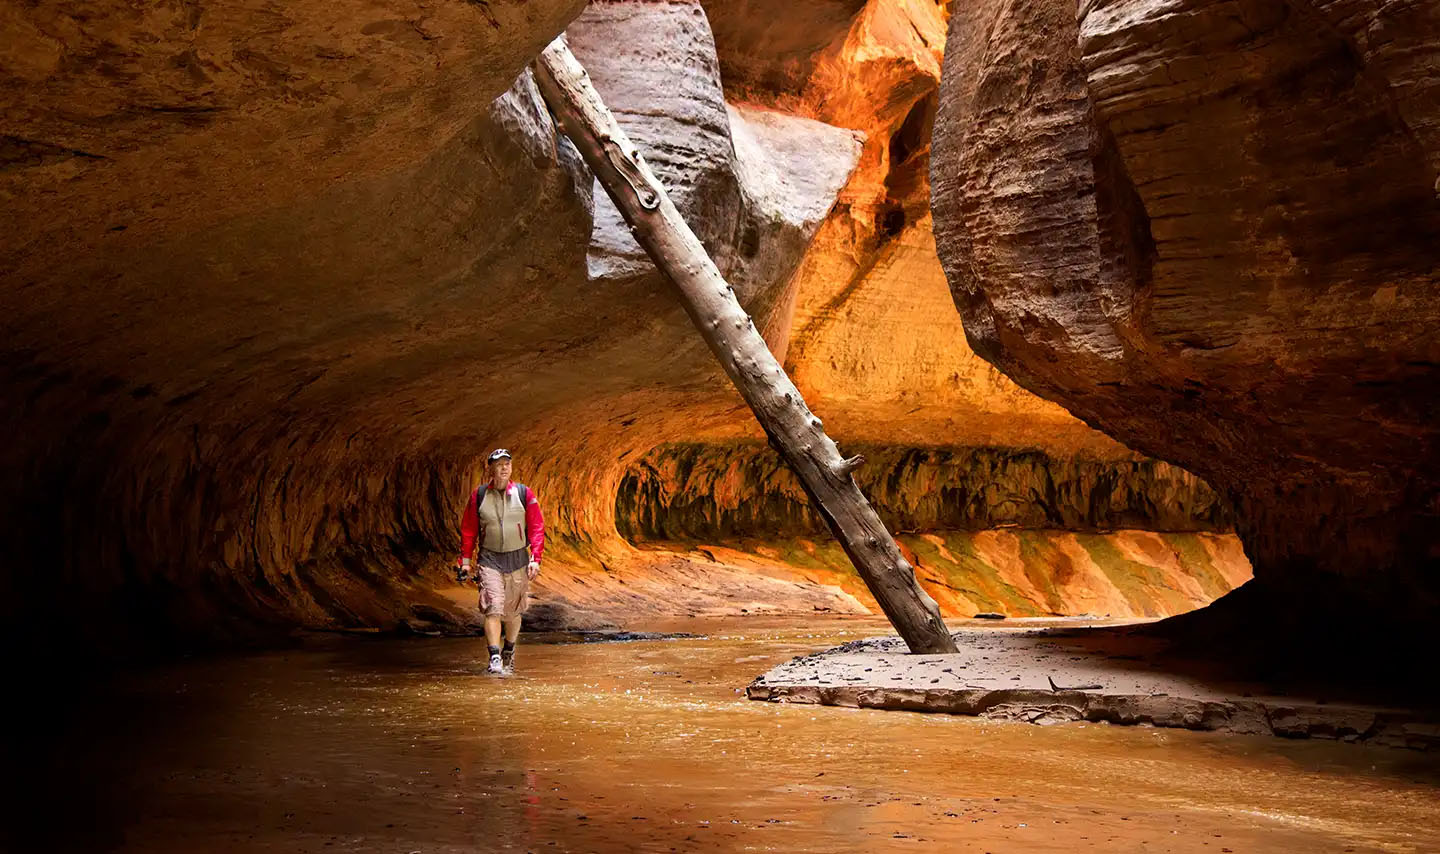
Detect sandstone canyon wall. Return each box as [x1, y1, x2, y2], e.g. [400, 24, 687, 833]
[617, 443, 1229, 539]
[929, 0, 1440, 620]
[613, 442, 1243, 618]
[1, 0, 1249, 650]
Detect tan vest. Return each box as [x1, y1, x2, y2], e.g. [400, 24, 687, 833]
[478, 484, 529, 554]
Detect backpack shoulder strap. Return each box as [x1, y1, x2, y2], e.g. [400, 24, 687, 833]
[479, 483, 528, 510]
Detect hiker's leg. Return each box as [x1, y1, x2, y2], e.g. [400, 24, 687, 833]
[502, 568, 528, 645]
[479, 564, 506, 650]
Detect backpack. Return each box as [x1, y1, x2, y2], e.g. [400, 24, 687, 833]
[479, 482, 530, 509]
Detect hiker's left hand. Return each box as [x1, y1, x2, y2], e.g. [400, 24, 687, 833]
[526, 561, 539, 581]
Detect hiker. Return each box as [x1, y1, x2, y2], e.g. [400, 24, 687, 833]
[457, 448, 545, 675]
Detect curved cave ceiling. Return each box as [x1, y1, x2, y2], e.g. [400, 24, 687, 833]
[12, 0, 1425, 649]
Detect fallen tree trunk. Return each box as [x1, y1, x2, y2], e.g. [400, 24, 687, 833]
[532, 36, 956, 654]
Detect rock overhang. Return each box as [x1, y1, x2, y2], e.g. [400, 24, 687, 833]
[0, 0, 1249, 648]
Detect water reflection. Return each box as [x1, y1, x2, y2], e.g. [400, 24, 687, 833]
[19, 618, 1440, 852]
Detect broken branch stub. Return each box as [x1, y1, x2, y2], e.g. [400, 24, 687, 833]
[531, 36, 955, 654]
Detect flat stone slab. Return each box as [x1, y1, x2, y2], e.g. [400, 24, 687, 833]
[747, 623, 1440, 749]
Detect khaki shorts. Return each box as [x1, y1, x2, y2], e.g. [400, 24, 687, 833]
[479, 566, 530, 618]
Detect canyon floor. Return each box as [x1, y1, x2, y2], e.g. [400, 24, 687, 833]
[13, 618, 1440, 853]
[748, 621, 1440, 749]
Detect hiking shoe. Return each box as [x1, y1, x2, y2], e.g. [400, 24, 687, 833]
[501, 648, 515, 674]
[487, 653, 504, 675]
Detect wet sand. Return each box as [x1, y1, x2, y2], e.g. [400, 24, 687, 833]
[12, 617, 1440, 852]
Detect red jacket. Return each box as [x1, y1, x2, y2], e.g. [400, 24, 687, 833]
[459, 482, 546, 563]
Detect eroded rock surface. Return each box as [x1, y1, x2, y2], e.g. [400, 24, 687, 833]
[627, 530, 1249, 618]
[931, 0, 1440, 617]
[1, 0, 597, 645]
[613, 442, 1249, 618]
[749, 628, 1440, 748]
[567, 0, 863, 318]
[0, 0, 1249, 648]
[0, 0, 867, 647]
[618, 442, 1230, 538]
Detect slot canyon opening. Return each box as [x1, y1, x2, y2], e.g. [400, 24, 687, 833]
[614, 441, 1250, 619]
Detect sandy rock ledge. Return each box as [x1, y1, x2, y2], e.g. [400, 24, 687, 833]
[747, 626, 1440, 750]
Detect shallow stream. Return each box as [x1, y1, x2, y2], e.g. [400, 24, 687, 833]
[22, 618, 1440, 852]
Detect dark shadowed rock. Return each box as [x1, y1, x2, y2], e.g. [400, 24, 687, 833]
[700, 0, 869, 97]
[521, 599, 622, 633]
